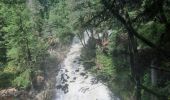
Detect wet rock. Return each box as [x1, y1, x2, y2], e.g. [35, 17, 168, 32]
[36, 76, 45, 85]
[70, 80, 75, 83]
[0, 88, 18, 96]
[56, 84, 69, 94]
[73, 77, 76, 80]
[65, 69, 68, 72]
[56, 85, 62, 89]
[62, 84, 69, 94]
[62, 80, 67, 84]
[61, 73, 69, 84]
[75, 69, 79, 72]
[35, 90, 54, 100]
[79, 87, 89, 93]
[91, 78, 99, 85]
[84, 75, 88, 79]
[80, 72, 86, 76]
[0, 88, 19, 100]
[32, 75, 45, 91]
[77, 61, 81, 64]
[66, 74, 70, 79]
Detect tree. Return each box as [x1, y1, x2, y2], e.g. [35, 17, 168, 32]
[0, 0, 48, 89]
[69, 0, 170, 99]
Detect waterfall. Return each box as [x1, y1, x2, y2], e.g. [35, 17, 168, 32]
[53, 32, 119, 100]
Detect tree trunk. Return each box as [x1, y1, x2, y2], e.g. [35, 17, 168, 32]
[151, 58, 158, 100]
[151, 60, 157, 86]
[125, 14, 141, 100]
[128, 32, 141, 100]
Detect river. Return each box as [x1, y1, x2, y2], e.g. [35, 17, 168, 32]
[53, 32, 119, 100]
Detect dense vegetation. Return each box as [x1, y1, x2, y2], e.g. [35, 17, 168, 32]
[0, 0, 170, 100]
[0, 0, 48, 89]
[0, 0, 73, 94]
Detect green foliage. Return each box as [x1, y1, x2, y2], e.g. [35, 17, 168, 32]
[138, 21, 165, 47]
[94, 51, 114, 81]
[0, 0, 49, 89]
[13, 69, 31, 89]
[0, 72, 15, 88]
[1, 0, 26, 4]
[47, 0, 74, 44]
[85, 44, 133, 99]
[81, 47, 96, 70]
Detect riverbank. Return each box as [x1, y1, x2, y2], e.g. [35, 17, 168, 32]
[0, 43, 70, 100]
[34, 44, 70, 100]
[80, 37, 122, 99]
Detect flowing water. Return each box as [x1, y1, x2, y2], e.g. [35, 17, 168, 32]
[54, 32, 119, 100]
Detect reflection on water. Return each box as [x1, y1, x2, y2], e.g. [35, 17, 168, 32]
[54, 32, 119, 100]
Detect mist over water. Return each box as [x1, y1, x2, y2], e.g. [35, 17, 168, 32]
[54, 32, 119, 100]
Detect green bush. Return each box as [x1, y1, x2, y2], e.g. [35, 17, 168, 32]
[0, 72, 15, 88]
[95, 51, 114, 81]
[13, 69, 31, 89]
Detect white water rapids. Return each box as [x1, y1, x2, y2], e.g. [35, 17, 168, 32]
[54, 32, 119, 100]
